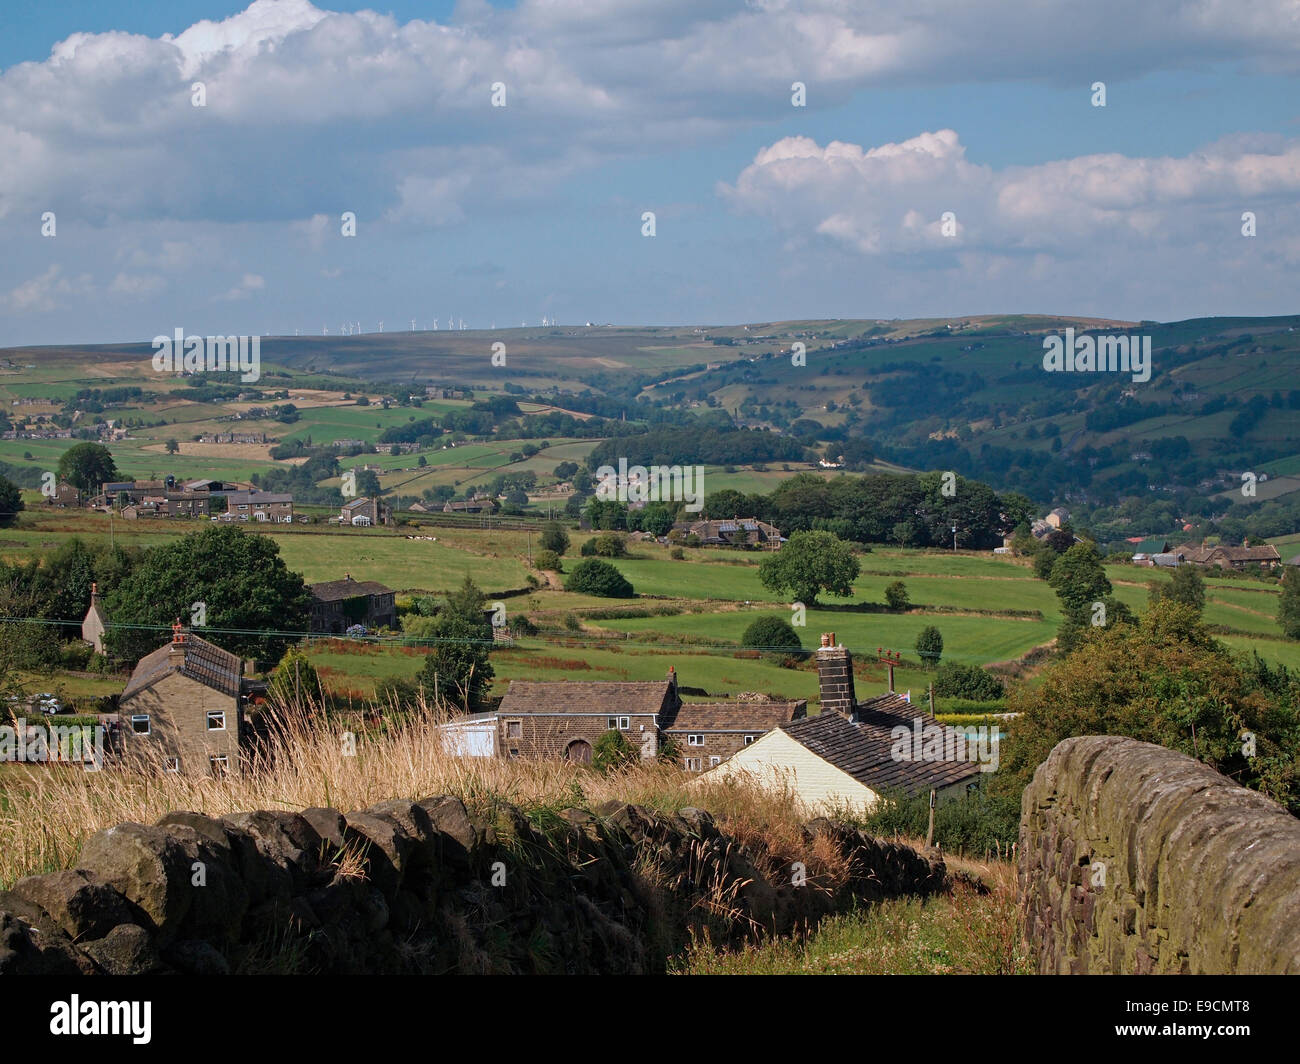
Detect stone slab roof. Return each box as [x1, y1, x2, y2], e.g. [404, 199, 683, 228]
[499, 680, 673, 717]
[662, 700, 805, 733]
[781, 709, 983, 798]
[122, 633, 244, 701]
[310, 576, 394, 601]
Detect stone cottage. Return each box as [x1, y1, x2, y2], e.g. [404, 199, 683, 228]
[309, 575, 397, 633]
[117, 624, 251, 776]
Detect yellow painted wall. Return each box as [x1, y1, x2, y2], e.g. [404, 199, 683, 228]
[705, 728, 976, 816]
[707, 728, 880, 816]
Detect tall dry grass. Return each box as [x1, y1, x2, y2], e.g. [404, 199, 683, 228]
[0, 692, 823, 890]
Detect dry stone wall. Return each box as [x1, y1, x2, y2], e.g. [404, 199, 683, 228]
[1019, 735, 1300, 974]
[0, 797, 948, 975]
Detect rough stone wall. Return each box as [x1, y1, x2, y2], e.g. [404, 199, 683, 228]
[1018, 735, 1300, 974]
[0, 798, 948, 975]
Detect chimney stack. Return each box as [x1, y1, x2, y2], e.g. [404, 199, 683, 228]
[816, 633, 857, 719]
[171, 618, 186, 648]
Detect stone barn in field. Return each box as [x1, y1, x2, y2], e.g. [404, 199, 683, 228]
[117, 624, 251, 777]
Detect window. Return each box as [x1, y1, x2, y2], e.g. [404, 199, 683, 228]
[506, 720, 522, 739]
[744, 734, 757, 745]
[709, 756, 721, 767]
[617, 716, 630, 730]
[508, 748, 520, 759]
[206, 710, 226, 731]
[684, 757, 702, 772]
[130, 714, 150, 735]
[209, 755, 229, 775]
[165, 757, 180, 773]
[688, 734, 704, 746]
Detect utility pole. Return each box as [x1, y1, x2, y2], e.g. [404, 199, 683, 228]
[951, 523, 958, 552]
[926, 789, 937, 849]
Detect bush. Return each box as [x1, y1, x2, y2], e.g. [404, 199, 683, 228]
[580, 538, 598, 557]
[915, 625, 944, 667]
[563, 612, 582, 631]
[592, 729, 639, 773]
[884, 580, 910, 610]
[534, 549, 563, 572]
[740, 616, 806, 660]
[933, 662, 1005, 701]
[511, 616, 539, 636]
[540, 521, 570, 555]
[670, 547, 685, 560]
[862, 778, 1020, 853]
[591, 532, 627, 558]
[564, 559, 635, 598]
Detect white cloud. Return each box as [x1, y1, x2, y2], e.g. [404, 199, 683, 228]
[108, 272, 165, 297]
[217, 273, 265, 300]
[723, 130, 1300, 257]
[2, 265, 93, 313]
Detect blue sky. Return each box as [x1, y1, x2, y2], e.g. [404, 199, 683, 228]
[1, 1, 1298, 345]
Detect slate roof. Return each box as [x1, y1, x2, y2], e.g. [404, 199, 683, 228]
[310, 576, 394, 602]
[779, 706, 984, 798]
[662, 700, 805, 733]
[1174, 542, 1281, 564]
[499, 680, 673, 717]
[122, 634, 245, 700]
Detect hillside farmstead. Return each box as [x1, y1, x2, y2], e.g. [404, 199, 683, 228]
[116, 624, 254, 777]
[438, 669, 804, 766]
[704, 634, 984, 815]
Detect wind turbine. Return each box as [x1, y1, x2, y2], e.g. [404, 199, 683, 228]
[322, 325, 329, 335]
[410, 319, 416, 332]
[378, 320, 384, 333]
[432, 318, 438, 330]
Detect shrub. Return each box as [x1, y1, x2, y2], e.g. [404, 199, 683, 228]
[564, 559, 634, 598]
[884, 580, 909, 610]
[592, 729, 639, 773]
[915, 625, 944, 667]
[534, 549, 563, 572]
[540, 521, 570, 555]
[863, 778, 1020, 854]
[563, 612, 582, 631]
[740, 616, 806, 660]
[933, 662, 1004, 701]
[580, 538, 598, 557]
[670, 547, 685, 560]
[592, 532, 627, 558]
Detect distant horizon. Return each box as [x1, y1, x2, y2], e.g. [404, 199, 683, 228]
[8, 310, 1300, 354]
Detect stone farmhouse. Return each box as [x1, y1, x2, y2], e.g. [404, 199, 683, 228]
[122, 491, 212, 520]
[672, 517, 782, 548]
[117, 624, 253, 777]
[340, 496, 392, 526]
[224, 490, 294, 523]
[43, 480, 81, 507]
[438, 669, 805, 767]
[1172, 541, 1282, 571]
[309, 575, 397, 633]
[706, 634, 984, 815]
[661, 697, 807, 771]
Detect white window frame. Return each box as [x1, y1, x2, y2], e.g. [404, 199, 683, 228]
[616, 716, 630, 730]
[165, 757, 180, 773]
[506, 719, 522, 739]
[684, 757, 702, 772]
[688, 734, 704, 746]
[709, 756, 721, 767]
[206, 710, 226, 731]
[744, 734, 757, 745]
[209, 755, 229, 775]
[130, 714, 150, 735]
